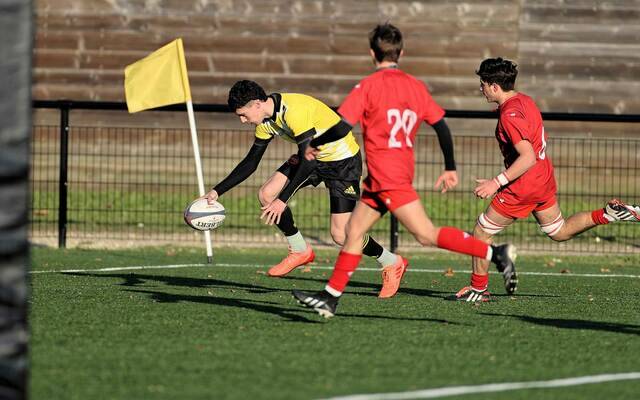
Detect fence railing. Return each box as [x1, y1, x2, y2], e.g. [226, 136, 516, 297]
[31, 100, 640, 253]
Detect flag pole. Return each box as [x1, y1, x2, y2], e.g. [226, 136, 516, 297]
[186, 100, 213, 263]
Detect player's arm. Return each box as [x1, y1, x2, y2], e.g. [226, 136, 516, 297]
[474, 140, 536, 199]
[261, 130, 317, 225]
[278, 129, 317, 203]
[205, 137, 271, 202]
[431, 118, 456, 171]
[430, 118, 458, 193]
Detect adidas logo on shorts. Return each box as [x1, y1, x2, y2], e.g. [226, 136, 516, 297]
[344, 186, 356, 195]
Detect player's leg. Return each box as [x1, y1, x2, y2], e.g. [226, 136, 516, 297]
[455, 205, 516, 301]
[263, 156, 315, 277]
[536, 199, 640, 242]
[293, 200, 383, 317]
[325, 189, 409, 298]
[391, 198, 517, 290]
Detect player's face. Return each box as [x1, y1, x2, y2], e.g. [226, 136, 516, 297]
[235, 101, 263, 125]
[480, 80, 499, 103]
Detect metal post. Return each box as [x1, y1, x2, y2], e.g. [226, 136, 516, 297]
[58, 103, 70, 248]
[390, 214, 398, 253]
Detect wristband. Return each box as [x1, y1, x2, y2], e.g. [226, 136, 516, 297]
[493, 172, 510, 188]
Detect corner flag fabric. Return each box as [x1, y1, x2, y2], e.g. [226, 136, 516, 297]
[124, 38, 192, 113]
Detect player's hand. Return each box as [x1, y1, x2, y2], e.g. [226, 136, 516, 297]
[304, 146, 320, 161]
[260, 199, 287, 225]
[474, 179, 499, 199]
[204, 189, 219, 204]
[434, 170, 458, 193]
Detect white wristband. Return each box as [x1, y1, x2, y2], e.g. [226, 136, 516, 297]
[495, 172, 510, 187]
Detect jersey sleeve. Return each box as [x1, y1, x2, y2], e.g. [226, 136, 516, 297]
[420, 82, 445, 125]
[337, 82, 366, 126]
[500, 108, 529, 145]
[254, 124, 273, 140]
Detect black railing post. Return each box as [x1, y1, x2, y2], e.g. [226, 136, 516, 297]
[58, 102, 70, 248]
[390, 214, 398, 252]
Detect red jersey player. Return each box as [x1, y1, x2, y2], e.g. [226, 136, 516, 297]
[292, 24, 517, 318]
[454, 57, 640, 302]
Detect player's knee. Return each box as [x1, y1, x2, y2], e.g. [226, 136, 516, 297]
[540, 214, 566, 241]
[330, 227, 346, 246]
[477, 213, 506, 236]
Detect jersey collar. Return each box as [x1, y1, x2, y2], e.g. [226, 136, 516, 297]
[265, 93, 282, 122]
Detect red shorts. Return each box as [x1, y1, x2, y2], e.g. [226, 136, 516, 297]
[360, 187, 420, 213]
[491, 193, 557, 219]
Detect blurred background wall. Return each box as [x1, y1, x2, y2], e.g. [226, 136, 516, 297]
[33, 0, 640, 113]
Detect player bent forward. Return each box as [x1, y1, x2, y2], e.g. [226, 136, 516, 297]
[204, 80, 407, 296]
[455, 57, 640, 302]
[292, 23, 518, 318]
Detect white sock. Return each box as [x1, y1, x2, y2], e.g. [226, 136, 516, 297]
[377, 248, 398, 268]
[286, 231, 307, 252]
[324, 285, 342, 297]
[485, 246, 493, 261]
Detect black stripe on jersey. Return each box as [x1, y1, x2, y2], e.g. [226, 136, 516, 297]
[310, 119, 351, 148]
[295, 128, 316, 144]
[255, 137, 272, 146]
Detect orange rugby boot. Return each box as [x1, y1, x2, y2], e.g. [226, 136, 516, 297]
[267, 245, 315, 277]
[378, 256, 409, 298]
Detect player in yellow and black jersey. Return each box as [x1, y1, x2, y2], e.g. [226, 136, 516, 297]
[204, 80, 407, 280]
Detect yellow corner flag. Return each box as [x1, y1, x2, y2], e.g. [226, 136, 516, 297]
[124, 38, 192, 113]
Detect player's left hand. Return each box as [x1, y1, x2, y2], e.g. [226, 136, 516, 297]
[260, 199, 287, 225]
[474, 178, 500, 199]
[434, 170, 458, 193]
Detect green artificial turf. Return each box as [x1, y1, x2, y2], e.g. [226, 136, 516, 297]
[29, 247, 640, 399]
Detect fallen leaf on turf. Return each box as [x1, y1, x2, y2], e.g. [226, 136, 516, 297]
[600, 268, 610, 273]
[207, 291, 213, 295]
[443, 268, 455, 277]
[545, 260, 556, 267]
[165, 249, 176, 256]
[302, 266, 312, 273]
[560, 269, 571, 274]
[256, 270, 266, 275]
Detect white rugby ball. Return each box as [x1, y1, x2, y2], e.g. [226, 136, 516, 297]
[184, 198, 226, 231]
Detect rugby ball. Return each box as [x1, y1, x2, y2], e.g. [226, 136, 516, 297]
[183, 198, 226, 231]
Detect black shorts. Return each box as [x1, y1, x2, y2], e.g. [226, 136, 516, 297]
[277, 152, 362, 213]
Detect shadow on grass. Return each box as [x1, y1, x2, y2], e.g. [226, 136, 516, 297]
[279, 275, 453, 299]
[63, 271, 277, 294]
[481, 312, 640, 336]
[126, 288, 463, 325]
[65, 272, 463, 324]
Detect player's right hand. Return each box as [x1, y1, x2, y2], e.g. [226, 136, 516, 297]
[204, 189, 219, 204]
[304, 146, 320, 161]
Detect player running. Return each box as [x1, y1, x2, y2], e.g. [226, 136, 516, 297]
[204, 80, 407, 291]
[292, 24, 517, 318]
[454, 57, 640, 302]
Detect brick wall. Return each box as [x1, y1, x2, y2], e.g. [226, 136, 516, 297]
[34, 0, 640, 113]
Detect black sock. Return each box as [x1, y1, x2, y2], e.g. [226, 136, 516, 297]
[362, 234, 384, 258]
[275, 207, 299, 237]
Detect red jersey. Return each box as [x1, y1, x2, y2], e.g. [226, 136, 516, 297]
[338, 68, 445, 191]
[496, 93, 557, 204]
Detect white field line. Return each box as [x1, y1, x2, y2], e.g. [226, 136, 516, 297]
[318, 372, 640, 400]
[30, 263, 640, 279]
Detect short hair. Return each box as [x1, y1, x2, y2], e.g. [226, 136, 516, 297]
[369, 23, 403, 63]
[475, 58, 518, 91]
[227, 80, 268, 111]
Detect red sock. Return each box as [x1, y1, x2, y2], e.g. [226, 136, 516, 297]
[591, 209, 610, 225]
[437, 226, 490, 259]
[327, 251, 362, 294]
[471, 273, 489, 291]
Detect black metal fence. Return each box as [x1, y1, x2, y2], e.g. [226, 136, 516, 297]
[31, 101, 640, 253]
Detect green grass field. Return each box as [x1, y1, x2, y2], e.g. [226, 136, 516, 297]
[30, 246, 640, 400]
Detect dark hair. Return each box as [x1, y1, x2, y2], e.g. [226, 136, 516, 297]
[369, 23, 403, 63]
[475, 58, 518, 91]
[227, 80, 268, 111]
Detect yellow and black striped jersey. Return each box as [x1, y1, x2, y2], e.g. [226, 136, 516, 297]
[255, 93, 359, 162]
